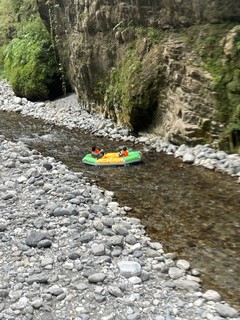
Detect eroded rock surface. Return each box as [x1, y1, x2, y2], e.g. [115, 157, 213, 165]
[36, 1, 240, 149]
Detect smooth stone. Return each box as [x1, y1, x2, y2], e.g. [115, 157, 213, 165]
[215, 303, 239, 318]
[88, 273, 106, 283]
[117, 261, 141, 278]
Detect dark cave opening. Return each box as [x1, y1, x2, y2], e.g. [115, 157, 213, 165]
[131, 100, 158, 134]
[231, 129, 240, 147]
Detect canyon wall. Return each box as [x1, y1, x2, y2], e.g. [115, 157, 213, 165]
[37, 0, 240, 149]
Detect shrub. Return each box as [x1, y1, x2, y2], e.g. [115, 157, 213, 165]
[3, 17, 60, 100]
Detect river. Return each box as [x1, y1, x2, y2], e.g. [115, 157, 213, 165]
[1, 110, 240, 310]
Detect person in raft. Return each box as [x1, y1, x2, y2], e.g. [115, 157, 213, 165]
[118, 146, 129, 157]
[91, 145, 105, 159]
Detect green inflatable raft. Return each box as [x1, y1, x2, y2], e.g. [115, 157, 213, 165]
[82, 151, 142, 166]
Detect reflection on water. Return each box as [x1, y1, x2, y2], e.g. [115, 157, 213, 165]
[1, 111, 240, 310]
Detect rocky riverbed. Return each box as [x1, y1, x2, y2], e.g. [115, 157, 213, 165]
[0, 138, 239, 320]
[0, 79, 240, 182]
[0, 79, 239, 319]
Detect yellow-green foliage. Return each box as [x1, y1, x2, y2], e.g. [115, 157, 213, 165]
[106, 50, 142, 122]
[185, 24, 240, 144]
[135, 26, 166, 44]
[3, 17, 59, 100]
[93, 26, 166, 132]
[230, 104, 240, 130]
[0, 0, 17, 44]
[104, 44, 165, 131]
[0, 47, 4, 78]
[0, 0, 18, 74]
[0, 0, 38, 44]
[0, 0, 62, 100]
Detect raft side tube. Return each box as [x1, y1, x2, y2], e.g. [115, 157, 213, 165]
[82, 151, 142, 166]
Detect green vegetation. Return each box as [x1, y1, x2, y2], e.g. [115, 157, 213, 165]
[0, 0, 17, 45]
[92, 24, 167, 132]
[113, 23, 164, 46]
[98, 22, 240, 145]
[0, 0, 39, 45]
[94, 79, 107, 104]
[106, 54, 142, 126]
[3, 18, 59, 100]
[103, 43, 165, 131]
[0, 0, 61, 100]
[0, 0, 18, 77]
[185, 24, 240, 150]
[135, 26, 166, 44]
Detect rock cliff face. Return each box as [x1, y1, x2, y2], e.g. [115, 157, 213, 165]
[37, 0, 240, 150]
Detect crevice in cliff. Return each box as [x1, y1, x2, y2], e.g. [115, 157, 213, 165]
[232, 129, 240, 148]
[131, 100, 158, 134]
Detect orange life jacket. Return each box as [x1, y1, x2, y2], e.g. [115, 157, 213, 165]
[119, 150, 128, 157]
[93, 149, 100, 154]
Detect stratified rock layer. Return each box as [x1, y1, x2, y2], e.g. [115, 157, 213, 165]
[37, 1, 240, 149]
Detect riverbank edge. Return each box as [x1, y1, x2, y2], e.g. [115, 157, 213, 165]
[0, 79, 240, 183]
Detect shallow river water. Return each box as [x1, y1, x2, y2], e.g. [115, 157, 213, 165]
[1, 110, 240, 310]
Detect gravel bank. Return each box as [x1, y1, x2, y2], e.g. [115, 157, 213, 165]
[0, 137, 239, 320]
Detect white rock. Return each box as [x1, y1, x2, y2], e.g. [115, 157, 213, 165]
[176, 259, 190, 270]
[215, 303, 239, 318]
[203, 290, 221, 302]
[168, 267, 185, 279]
[117, 261, 141, 278]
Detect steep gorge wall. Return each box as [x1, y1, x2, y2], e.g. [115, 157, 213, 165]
[37, 0, 240, 149]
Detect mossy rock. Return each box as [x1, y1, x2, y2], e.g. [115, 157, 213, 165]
[104, 41, 166, 132]
[226, 73, 240, 93]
